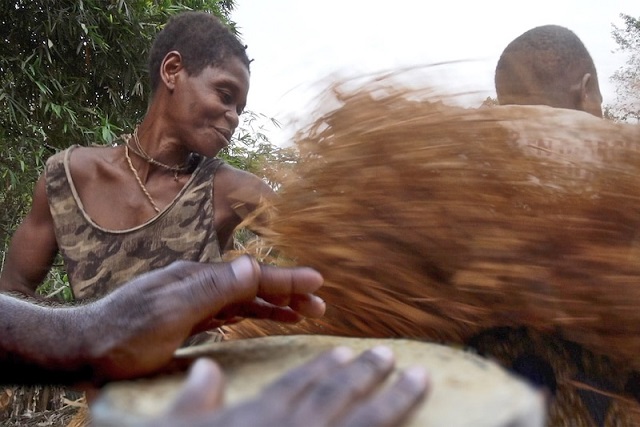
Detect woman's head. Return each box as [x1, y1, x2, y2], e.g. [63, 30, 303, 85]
[148, 12, 250, 94]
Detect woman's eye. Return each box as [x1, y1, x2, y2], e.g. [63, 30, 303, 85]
[219, 90, 232, 104]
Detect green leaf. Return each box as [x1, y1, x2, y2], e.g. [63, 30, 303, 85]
[0, 0, 273, 267]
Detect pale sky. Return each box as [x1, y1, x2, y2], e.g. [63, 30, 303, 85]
[232, 1, 637, 145]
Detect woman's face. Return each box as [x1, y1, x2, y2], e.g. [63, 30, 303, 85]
[170, 56, 250, 158]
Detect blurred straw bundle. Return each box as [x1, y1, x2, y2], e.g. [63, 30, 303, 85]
[229, 78, 640, 424]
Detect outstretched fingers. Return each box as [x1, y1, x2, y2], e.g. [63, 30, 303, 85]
[176, 347, 429, 427]
[224, 256, 323, 298]
[171, 256, 324, 332]
[289, 346, 397, 425]
[338, 366, 431, 427]
[224, 256, 325, 317]
[254, 259, 324, 301]
[285, 347, 430, 427]
[262, 347, 356, 402]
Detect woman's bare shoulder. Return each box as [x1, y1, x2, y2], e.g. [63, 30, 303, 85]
[215, 163, 273, 195]
[67, 145, 124, 179]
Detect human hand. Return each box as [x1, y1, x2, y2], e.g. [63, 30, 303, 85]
[84, 256, 325, 382]
[92, 347, 430, 427]
[204, 255, 325, 328]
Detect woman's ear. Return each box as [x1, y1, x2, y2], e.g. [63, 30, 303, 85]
[160, 51, 183, 92]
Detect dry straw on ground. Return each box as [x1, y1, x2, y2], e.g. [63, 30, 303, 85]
[230, 76, 640, 424]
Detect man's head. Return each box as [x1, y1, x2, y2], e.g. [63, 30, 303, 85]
[148, 11, 250, 94]
[495, 25, 603, 117]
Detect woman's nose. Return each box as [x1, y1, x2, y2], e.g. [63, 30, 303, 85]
[225, 109, 240, 130]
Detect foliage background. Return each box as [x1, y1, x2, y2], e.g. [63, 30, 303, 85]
[0, 0, 289, 299]
[1, 2, 639, 301]
[608, 14, 640, 122]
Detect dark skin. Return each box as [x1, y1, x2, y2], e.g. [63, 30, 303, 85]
[0, 256, 324, 385]
[2, 258, 430, 426]
[569, 73, 603, 118]
[496, 37, 604, 119]
[0, 51, 273, 296]
[498, 72, 603, 118]
[96, 348, 430, 427]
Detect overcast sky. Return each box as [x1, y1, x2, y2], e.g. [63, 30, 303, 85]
[232, 1, 637, 144]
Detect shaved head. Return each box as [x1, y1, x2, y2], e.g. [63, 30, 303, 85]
[495, 25, 602, 116]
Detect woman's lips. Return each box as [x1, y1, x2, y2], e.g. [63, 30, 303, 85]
[215, 127, 232, 143]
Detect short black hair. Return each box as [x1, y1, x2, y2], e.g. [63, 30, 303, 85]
[495, 25, 599, 106]
[148, 11, 250, 93]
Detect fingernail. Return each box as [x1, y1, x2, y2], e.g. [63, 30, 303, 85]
[230, 255, 256, 279]
[402, 366, 430, 386]
[311, 294, 325, 305]
[188, 358, 218, 384]
[331, 346, 354, 362]
[369, 345, 394, 362]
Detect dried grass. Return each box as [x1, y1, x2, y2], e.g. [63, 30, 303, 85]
[228, 78, 640, 422]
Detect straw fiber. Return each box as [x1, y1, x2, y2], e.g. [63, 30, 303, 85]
[230, 82, 640, 425]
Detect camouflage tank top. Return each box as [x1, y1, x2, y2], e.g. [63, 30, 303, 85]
[45, 145, 223, 300]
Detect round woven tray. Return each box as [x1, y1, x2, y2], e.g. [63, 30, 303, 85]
[92, 335, 545, 426]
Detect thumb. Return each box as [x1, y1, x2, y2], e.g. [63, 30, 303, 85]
[164, 358, 225, 416]
[229, 255, 261, 288]
[188, 255, 323, 325]
[187, 255, 261, 316]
